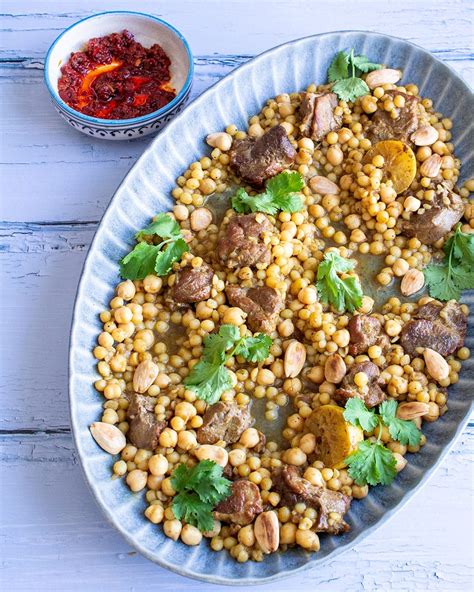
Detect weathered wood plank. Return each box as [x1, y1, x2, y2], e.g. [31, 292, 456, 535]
[0, 431, 472, 591]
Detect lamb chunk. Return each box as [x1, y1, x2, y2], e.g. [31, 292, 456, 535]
[299, 92, 342, 141]
[348, 314, 390, 356]
[368, 90, 419, 143]
[272, 465, 350, 534]
[226, 284, 283, 334]
[217, 213, 272, 269]
[127, 393, 166, 450]
[197, 402, 253, 445]
[229, 124, 296, 188]
[402, 185, 464, 244]
[400, 300, 467, 356]
[335, 361, 386, 408]
[171, 263, 214, 304]
[214, 480, 263, 525]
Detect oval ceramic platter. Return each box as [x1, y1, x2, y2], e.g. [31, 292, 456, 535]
[69, 31, 474, 585]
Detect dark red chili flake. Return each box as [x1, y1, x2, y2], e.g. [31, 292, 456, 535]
[58, 30, 177, 119]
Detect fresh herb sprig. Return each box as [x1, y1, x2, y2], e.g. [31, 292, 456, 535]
[316, 251, 364, 313]
[120, 213, 189, 280]
[424, 223, 474, 301]
[328, 49, 382, 102]
[231, 171, 304, 215]
[343, 398, 422, 486]
[171, 460, 232, 532]
[184, 324, 272, 404]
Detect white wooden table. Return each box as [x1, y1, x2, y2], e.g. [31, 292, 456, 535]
[1, 1, 473, 590]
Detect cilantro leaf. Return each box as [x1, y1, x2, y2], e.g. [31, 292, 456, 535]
[345, 440, 397, 486]
[328, 50, 349, 82]
[154, 238, 189, 276]
[379, 400, 422, 446]
[316, 251, 364, 312]
[231, 171, 304, 215]
[235, 333, 272, 363]
[343, 398, 378, 432]
[172, 491, 216, 532]
[135, 213, 181, 240]
[351, 55, 383, 73]
[332, 77, 370, 102]
[202, 325, 241, 364]
[183, 360, 233, 404]
[120, 242, 161, 280]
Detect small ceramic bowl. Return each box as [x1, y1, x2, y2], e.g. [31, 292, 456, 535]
[44, 11, 193, 140]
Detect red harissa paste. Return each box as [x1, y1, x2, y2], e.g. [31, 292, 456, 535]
[58, 30, 177, 119]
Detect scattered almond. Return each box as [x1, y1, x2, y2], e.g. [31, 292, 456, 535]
[133, 360, 159, 393]
[423, 348, 450, 382]
[284, 340, 307, 378]
[396, 401, 430, 420]
[410, 125, 439, 146]
[195, 444, 229, 467]
[365, 68, 401, 89]
[324, 354, 347, 384]
[309, 175, 340, 195]
[254, 511, 279, 554]
[400, 268, 425, 296]
[420, 153, 442, 178]
[206, 132, 233, 152]
[90, 422, 126, 455]
[190, 207, 213, 231]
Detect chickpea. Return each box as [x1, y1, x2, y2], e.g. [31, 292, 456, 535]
[303, 467, 325, 487]
[126, 469, 148, 492]
[296, 529, 320, 551]
[239, 428, 260, 448]
[145, 504, 164, 524]
[181, 524, 203, 546]
[143, 275, 163, 294]
[163, 519, 182, 541]
[280, 522, 297, 544]
[148, 454, 169, 476]
[116, 280, 136, 301]
[113, 460, 127, 476]
[299, 433, 316, 455]
[229, 448, 246, 466]
[177, 430, 198, 451]
[285, 447, 307, 466]
[159, 428, 178, 448]
[238, 525, 255, 547]
[327, 145, 344, 166]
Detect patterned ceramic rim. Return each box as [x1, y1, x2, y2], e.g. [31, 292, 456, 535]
[69, 30, 473, 585]
[43, 10, 194, 126]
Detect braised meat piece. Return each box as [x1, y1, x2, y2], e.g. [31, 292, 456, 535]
[127, 393, 166, 450]
[171, 263, 214, 304]
[273, 465, 350, 534]
[400, 300, 467, 356]
[299, 92, 343, 141]
[226, 285, 283, 334]
[217, 213, 272, 269]
[348, 314, 390, 356]
[402, 185, 464, 244]
[368, 90, 419, 143]
[335, 361, 386, 408]
[197, 401, 253, 445]
[214, 480, 263, 525]
[229, 124, 296, 187]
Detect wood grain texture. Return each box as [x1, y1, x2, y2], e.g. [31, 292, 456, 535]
[1, 1, 473, 590]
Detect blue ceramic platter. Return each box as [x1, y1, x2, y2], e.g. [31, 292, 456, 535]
[69, 31, 474, 585]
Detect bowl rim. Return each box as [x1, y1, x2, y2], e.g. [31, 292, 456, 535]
[69, 29, 473, 585]
[43, 10, 194, 126]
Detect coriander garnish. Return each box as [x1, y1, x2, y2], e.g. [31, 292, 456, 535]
[328, 49, 382, 102]
[231, 171, 304, 215]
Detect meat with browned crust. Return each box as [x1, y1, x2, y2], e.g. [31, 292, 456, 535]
[368, 90, 419, 143]
[348, 314, 390, 356]
[127, 393, 166, 450]
[335, 361, 386, 408]
[171, 263, 214, 304]
[217, 213, 273, 269]
[299, 92, 343, 141]
[197, 402, 253, 445]
[226, 284, 284, 334]
[214, 480, 263, 525]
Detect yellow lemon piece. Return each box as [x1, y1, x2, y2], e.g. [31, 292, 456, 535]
[305, 404, 363, 469]
[364, 139, 417, 194]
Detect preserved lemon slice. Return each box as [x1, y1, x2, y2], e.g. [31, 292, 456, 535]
[305, 404, 363, 469]
[364, 139, 416, 194]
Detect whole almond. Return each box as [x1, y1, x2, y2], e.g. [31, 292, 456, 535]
[396, 401, 430, 420]
[410, 125, 439, 146]
[365, 68, 401, 89]
[400, 268, 425, 296]
[423, 348, 450, 382]
[309, 175, 340, 195]
[420, 154, 442, 178]
[90, 422, 126, 455]
[284, 340, 307, 378]
[324, 354, 347, 384]
[190, 207, 213, 231]
[133, 360, 159, 393]
[254, 511, 279, 554]
[195, 445, 229, 467]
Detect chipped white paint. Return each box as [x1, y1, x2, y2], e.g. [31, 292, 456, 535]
[0, 1, 473, 591]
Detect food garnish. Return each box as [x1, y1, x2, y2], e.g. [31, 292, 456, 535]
[231, 171, 304, 214]
[184, 324, 272, 404]
[328, 49, 382, 102]
[364, 139, 417, 194]
[171, 460, 232, 532]
[316, 251, 363, 313]
[424, 223, 474, 300]
[120, 213, 189, 279]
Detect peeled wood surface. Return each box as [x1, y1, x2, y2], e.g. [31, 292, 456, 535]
[1, 1, 473, 590]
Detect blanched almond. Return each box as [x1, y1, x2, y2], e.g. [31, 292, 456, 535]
[90, 422, 126, 455]
[420, 154, 442, 178]
[396, 401, 430, 420]
[400, 268, 425, 296]
[195, 445, 229, 467]
[365, 68, 401, 89]
[410, 125, 439, 146]
[423, 348, 450, 382]
[133, 360, 159, 393]
[254, 511, 279, 553]
[206, 132, 233, 151]
[190, 207, 212, 231]
[309, 175, 340, 195]
[324, 354, 347, 384]
[284, 340, 307, 378]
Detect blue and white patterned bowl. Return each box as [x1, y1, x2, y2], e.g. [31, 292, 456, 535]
[44, 11, 193, 140]
[69, 31, 473, 584]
